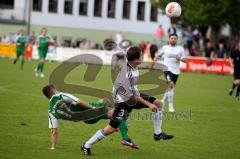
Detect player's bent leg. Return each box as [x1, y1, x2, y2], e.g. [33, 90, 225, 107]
[153, 99, 163, 108]
[103, 125, 116, 135]
[99, 97, 112, 106]
[167, 87, 175, 112]
[236, 80, 240, 101]
[107, 109, 114, 118]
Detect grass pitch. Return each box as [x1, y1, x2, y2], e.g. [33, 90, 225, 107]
[0, 58, 239, 159]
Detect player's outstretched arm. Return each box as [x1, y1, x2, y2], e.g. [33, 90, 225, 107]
[50, 128, 58, 150]
[76, 100, 97, 110]
[176, 56, 187, 63]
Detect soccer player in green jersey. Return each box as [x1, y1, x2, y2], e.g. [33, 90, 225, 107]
[42, 85, 139, 150]
[13, 30, 26, 70]
[35, 28, 52, 77]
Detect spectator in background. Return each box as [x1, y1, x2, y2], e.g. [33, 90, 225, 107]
[167, 24, 176, 35]
[217, 42, 227, 59]
[191, 45, 199, 56]
[149, 42, 158, 68]
[203, 40, 214, 66]
[29, 31, 36, 45]
[139, 41, 146, 53]
[23, 30, 29, 43]
[115, 31, 123, 46]
[183, 26, 194, 54]
[193, 29, 201, 48]
[2, 35, 10, 43]
[155, 25, 165, 48]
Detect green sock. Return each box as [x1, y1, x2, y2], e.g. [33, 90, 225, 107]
[37, 63, 41, 72]
[40, 63, 44, 73]
[119, 120, 130, 141]
[20, 58, 24, 70]
[14, 58, 18, 64]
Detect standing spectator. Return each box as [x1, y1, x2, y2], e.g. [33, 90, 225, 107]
[217, 42, 227, 58]
[149, 42, 158, 68]
[167, 24, 176, 35]
[155, 25, 165, 48]
[203, 40, 214, 66]
[139, 41, 146, 53]
[29, 31, 36, 45]
[23, 30, 29, 43]
[115, 31, 123, 46]
[193, 29, 201, 48]
[2, 35, 10, 43]
[183, 26, 194, 54]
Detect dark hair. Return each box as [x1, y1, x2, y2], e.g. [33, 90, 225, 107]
[42, 84, 55, 98]
[126, 46, 142, 61]
[41, 27, 47, 33]
[169, 33, 178, 38]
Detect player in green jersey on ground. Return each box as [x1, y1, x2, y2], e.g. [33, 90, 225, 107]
[42, 84, 139, 150]
[13, 30, 27, 70]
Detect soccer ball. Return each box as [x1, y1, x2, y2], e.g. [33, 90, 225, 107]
[165, 2, 182, 17]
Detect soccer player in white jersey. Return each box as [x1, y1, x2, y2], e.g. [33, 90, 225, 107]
[160, 33, 187, 112]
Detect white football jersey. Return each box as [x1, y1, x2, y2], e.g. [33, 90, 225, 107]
[160, 45, 186, 75]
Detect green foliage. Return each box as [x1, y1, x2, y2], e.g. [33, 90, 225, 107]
[151, 0, 240, 28]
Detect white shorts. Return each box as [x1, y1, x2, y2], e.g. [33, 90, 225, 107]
[48, 113, 58, 128]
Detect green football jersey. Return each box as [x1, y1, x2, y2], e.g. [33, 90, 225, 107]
[16, 35, 26, 51]
[48, 92, 108, 122]
[38, 35, 50, 51]
[48, 92, 79, 119]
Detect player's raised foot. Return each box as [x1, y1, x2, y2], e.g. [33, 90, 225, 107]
[40, 73, 45, 78]
[154, 132, 174, 141]
[121, 139, 139, 149]
[81, 143, 91, 155]
[228, 89, 233, 96]
[13, 60, 17, 64]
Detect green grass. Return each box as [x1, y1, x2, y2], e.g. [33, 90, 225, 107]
[0, 58, 239, 159]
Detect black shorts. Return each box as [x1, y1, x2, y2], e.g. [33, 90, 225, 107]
[234, 67, 240, 80]
[109, 93, 156, 128]
[164, 71, 179, 85]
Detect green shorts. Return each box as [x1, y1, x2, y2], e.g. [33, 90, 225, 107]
[70, 101, 109, 124]
[38, 49, 48, 59]
[16, 49, 24, 56]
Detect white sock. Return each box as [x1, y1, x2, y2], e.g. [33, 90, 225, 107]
[85, 129, 106, 148]
[162, 92, 168, 108]
[167, 89, 174, 108]
[153, 109, 163, 135]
